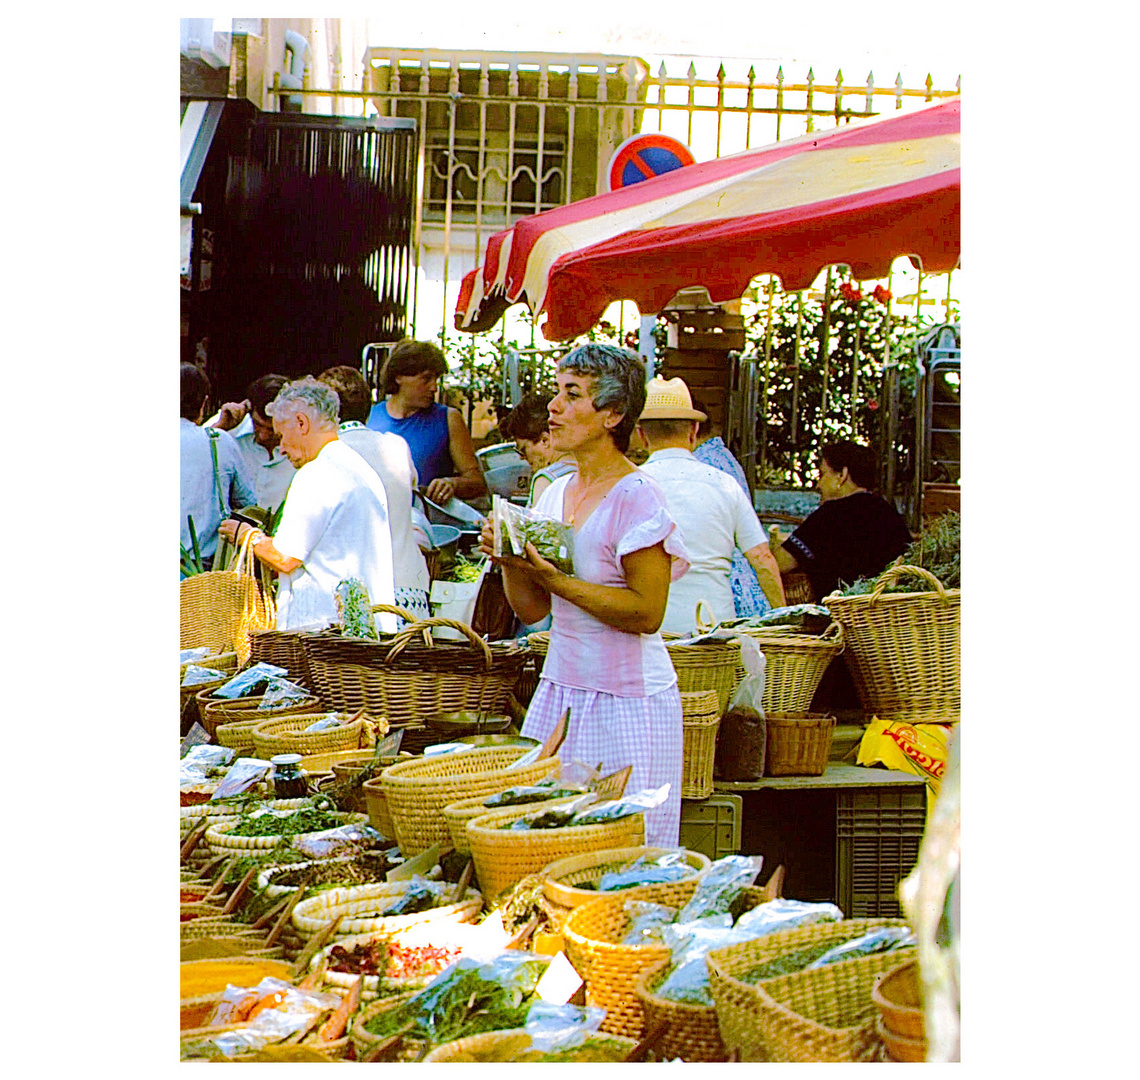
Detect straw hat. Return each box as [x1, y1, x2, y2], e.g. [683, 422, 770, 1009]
[639, 376, 707, 421]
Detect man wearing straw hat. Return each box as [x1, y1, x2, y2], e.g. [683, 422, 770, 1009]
[637, 377, 785, 634]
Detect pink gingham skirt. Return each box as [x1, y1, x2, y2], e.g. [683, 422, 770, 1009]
[521, 679, 683, 846]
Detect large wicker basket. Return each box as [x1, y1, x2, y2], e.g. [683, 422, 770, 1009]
[250, 712, 384, 759]
[733, 622, 845, 713]
[422, 1029, 639, 1062]
[378, 745, 562, 856]
[823, 565, 960, 724]
[248, 628, 315, 688]
[561, 877, 777, 1039]
[707, 917, 914, 1062]
[466, 805, 646, 903]
[442, 791, 583, 857]
[301, 616, 527, 724]
[680, 690, 720, 799]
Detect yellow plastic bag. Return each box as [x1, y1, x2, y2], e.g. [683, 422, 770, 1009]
[856, 718, 954, 823]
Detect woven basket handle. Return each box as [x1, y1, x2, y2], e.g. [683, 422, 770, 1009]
[694, 600, 717, 634]
[869, 563, 950, 605]
[821, 621, 845, 648]
[384, 617, 495, 669]
[370, 603, 430, 646]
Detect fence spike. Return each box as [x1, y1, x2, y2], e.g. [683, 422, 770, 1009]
[895, 72, 904, 108]
[717, 63, 726, 80]
[658, 60, 668, 79]
[747, 64, 756, 82]
[687, 61, 697, 80]
[925, 73, 933, 99]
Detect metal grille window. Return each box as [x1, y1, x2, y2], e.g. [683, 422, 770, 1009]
[425, 132, 566, 223]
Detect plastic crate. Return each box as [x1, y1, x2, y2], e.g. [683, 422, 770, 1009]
[835, 788, 927, 918]
[679, 794, 742, 862]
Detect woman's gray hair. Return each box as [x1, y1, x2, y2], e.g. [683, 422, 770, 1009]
[265, 376, 341, 430]
[557, 343, 647, 453]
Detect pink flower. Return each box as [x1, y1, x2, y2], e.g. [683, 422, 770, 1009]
[839, 282, 863, 304]
[867, 399, 879, 411]
[872, 285, 892, 304]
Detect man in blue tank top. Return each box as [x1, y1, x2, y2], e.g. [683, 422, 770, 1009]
[367, 339, 486, 508]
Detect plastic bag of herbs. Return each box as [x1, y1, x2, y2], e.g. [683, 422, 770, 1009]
[360, 951, 551, 1049]
[839, 510, 960, 597]
[493, 494, 575, 576]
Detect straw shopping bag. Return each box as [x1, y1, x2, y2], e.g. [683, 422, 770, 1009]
[180, 530, 275, 666]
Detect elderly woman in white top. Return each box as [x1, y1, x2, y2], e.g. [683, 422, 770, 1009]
[218, 377, 398, 634]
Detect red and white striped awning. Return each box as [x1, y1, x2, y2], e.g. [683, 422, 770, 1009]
[456, 97, 960, 341]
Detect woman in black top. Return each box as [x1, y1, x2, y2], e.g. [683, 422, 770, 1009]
[771, 440, 912, 601]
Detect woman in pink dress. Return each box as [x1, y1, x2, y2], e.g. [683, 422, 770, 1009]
[479, 344, 690, 845]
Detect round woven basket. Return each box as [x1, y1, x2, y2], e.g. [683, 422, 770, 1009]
[290, 880, 483, 941]
[349, 991, 428, 1061]
[466, 804, 646, 904]
[706, 916, 914, 1062]
[764, 713, 836, 776]
[301, 616, 528, 724]
[422, 1028, 639, 1062]
[561, 878, 776, 1039]
[541, 846, 711, 911]
[634, 962, 728, 1062]
[680, 690, 720, 799]
[199, 690, 322, 739]
[823, 565, 960, 724]
[203, 810, 368, 855]
[178, 956, 294, 997]
[378, 745, 562, 856]
[733, 622, 845, 713]
[442, 791, 584, 857]
[181, 652, 240, 724]
[250, 712, 384, 759]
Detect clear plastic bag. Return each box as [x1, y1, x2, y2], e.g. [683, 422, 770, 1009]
[181, 664, 228, 687]
[335, 577, 378, 640]
[674, 854, 765, 924]
[493, 493, 575, 575]
[259, 677, 311, 711]
[567, 784, 670, 827]
[716, 637, 767, 781]
[597, 851, 700, 892]
[210, 757, 272, 801]
[302, 711, 347, 733]
[804, 926, 916, 969]
[209, 977, 342, 1057]
[524, 1002, 606, 1053]
[483, 778, 585, 808]
[620, 900, 677, 946]
[505, 794, 596, 830]
[180, 646, 214, 664]
[211, 662, 288, 700]
[654, 915, 757, 1005]
[182, 745, 235, 770]
[732, 897, 844, 937]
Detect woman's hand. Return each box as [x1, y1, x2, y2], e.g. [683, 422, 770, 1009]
[424, 477, 456, 505]
[217, 518, 241, 545]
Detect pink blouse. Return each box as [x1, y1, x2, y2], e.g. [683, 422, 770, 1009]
[533, 470, 690, 697]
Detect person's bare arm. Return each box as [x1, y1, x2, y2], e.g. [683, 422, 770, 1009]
[424, 409, 488, 504]
[219, 519, 302, 575]
[769, 527, 800, 574]
[743, 542, 787, 609]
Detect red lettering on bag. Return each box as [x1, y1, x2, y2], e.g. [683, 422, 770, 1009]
[884, 727, 945, 779]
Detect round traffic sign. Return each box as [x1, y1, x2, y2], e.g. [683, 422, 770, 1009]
[607, 133, 696, 191]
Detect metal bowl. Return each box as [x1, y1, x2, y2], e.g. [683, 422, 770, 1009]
[422, 711, 513, 738]
[455, 734, 538, 750]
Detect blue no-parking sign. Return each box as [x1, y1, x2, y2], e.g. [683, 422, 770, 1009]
[607, 133, 696, 191]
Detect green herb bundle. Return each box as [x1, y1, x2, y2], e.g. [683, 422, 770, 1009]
[227, 807, 345, 838]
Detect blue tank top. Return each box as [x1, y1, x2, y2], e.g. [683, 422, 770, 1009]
[367, 400, 454, 486]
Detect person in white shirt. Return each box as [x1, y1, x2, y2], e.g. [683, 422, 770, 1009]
[206, 373, 296, 515]
[180, 363, 256, 573]
[217, 377, 397, 634]
[317, 365, 433, 623]
[636, 377, 785, 634]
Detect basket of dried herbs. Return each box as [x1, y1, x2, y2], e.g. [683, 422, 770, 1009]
[203, 802, 368, 855]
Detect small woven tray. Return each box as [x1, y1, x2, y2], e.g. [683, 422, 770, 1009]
[422, 1028, 639, 1062]
[200, 692, 322, 739]
[378, 745, 562, 856]
[203, 810, 368, 854]
[250, 711, 385, 759]
[349, 992, 428, 1061]
[291, 880, 483, 940]
[707, 917, 914, 1062]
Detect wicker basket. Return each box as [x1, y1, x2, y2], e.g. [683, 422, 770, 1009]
[541, 846, 710, 913]
[181, 652, 240, 720]
[872, 957, 926, 1044]
[422, 1029, 639, 1062]
[362, 777, 397, 840]
[301, 616, 528, 724]
[634, 962, 728, 1062]
[203, 810, 368, 855]
[180, 958, 295, 999]
[248, 628, 315, 688]
[680, 690, 720, 799]
[764, 713, 836, 777]
[781, 569, 816, 605]
[733, 622, 845, 713]
[348, 992, 427, 1061]
[466, 805, 646, 904]
[562, 878, 776, 1039]
[291, 880, 483, 941]
[442, 792, 584, 857]
[823, 564, 960, 724]
[378, 745, 562, 856]
[665, 637, 743, 713]
[250, 712, 384, 759]
[198, 690, 322, 738]
[706, 917, 914, 1062]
